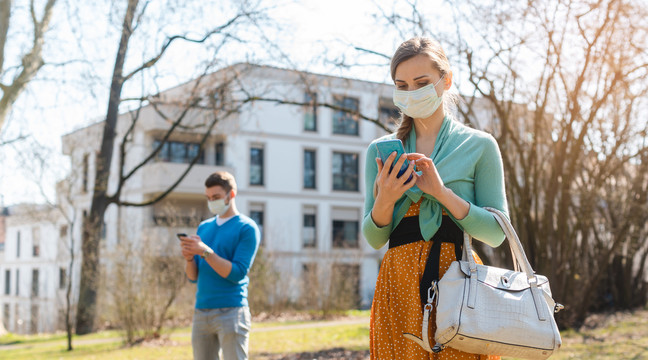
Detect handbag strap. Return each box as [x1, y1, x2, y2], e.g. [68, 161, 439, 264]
[462, 207, 549, 321]
[462, 207, 535, 279]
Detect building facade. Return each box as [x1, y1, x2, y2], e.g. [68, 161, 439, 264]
[0, 204, 75, 334]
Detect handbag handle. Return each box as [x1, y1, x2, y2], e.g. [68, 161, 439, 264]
[462, 207, 535, 280]
[463, 207, 550, 321]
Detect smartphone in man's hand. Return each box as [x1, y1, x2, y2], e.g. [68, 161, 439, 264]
[176, 233, 188, 241]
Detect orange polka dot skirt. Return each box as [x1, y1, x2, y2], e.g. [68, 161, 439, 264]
[370, 200, 500, 360]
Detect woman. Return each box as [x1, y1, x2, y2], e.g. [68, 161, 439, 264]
[363, 37, 508, 359]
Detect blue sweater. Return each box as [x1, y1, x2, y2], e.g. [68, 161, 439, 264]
[191, 214, 260, 309]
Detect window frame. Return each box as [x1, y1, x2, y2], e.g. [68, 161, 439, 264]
[249, 145, 265, 186]
[31, 269, 39, 298]
[303, 149, 317, 189]
[332, 95, 360, 136]
[249, 202, 265, 246]
[332, 151, 359, 192]
[152, 139, 205, 164]
[303, 91, 318, 132]
[302, 206, 317, 248]
[215, 141, 225, 166]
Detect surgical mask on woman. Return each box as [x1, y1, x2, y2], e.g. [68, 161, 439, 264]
[393, 76, 444, 119]
[207, 197, 230, 216]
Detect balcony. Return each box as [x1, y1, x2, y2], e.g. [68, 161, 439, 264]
[134, 162, 233, 195]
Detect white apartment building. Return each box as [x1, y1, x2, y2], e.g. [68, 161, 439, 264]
[0, 204, 75, 334]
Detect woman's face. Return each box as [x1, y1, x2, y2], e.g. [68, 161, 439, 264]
[394, 54, 446, 93]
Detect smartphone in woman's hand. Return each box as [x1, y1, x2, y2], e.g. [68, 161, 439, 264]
[376, 139, 413, 182]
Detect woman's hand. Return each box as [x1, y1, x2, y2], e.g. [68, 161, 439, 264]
[407, 153, 470, 219]
[371, 152, 416, 227]
[408, 153, 445, 198]
[375, 152, 417, 203]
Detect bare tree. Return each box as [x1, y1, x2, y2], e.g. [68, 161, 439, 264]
[0, 0, 58, 136]
[74, 0, 286, 334]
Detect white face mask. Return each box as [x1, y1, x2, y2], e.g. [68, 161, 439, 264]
[207, 197, 231, 216]
[393, 76, 444, 119]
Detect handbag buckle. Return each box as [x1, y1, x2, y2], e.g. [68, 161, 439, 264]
[427, 281, 439, 304]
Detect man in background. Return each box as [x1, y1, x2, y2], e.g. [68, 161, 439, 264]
[179, 171, 260, 360]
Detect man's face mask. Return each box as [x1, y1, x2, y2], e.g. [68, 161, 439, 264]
[393, 76, 444, 119]
[207, 196, 230, 216]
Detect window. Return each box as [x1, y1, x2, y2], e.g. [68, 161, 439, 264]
[379, 103, 400, 129]
[303, 207, 317, 248]
[82, 210, 89, 244]
[332, 220, 359, 248]
[215, 141, 225, 166]
[153, 140, 204, 164]
[3, 304, 9, 330]
[15, 270, 19, 296]
[59, 268, 67, 290]
[304, 92, 317, 131]
[59, 225, 67, 239]
[332, 96, 359, 135]
[303, 150, 316, 189]
[332, 208, 360, 248]
[30, 304, 38, 333]
[16, 231, 20, 258]
[249, 203, 265, 245]
[31, 269, 39, 298]
[330, 264, 361, 308]
[32, 227, 40, 257]
[82, 153, 89, 193]
[300, 263, 319, 305]
[250, 146, 264, 186]
[332, 152, 359, 191]
[4, 270, 9, 295]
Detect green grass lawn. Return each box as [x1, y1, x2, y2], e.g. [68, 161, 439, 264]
[1, 310, 647, 360]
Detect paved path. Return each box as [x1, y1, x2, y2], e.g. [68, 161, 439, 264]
[0, 317, 370, 351]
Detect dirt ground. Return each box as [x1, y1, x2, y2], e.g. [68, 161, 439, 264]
[257, 348, 370, 360]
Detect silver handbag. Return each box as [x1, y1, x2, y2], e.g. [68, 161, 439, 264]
[404, 207, 563, 359]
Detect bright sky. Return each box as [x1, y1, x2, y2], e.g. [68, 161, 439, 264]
[0, 0, 451, 207]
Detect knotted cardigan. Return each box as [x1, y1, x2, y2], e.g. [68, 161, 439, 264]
[362, 116, 509, 249]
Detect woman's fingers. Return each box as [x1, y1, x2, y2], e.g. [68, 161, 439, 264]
[400, 160, 417, 188]
[415, 157, 433, 171]
[406, 153, 426, 161]
[389, 154, 408, 179]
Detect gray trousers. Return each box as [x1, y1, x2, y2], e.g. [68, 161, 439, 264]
[191, 306, 251, 360]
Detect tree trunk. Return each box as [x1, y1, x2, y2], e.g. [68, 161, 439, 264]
[75, 0, 139, 335]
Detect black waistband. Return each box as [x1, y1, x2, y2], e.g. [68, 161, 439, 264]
[388, 215, 464, 307]
[389, 215, 463, 249]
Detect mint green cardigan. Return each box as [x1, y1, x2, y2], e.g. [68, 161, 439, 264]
[362, 116, 509, 249]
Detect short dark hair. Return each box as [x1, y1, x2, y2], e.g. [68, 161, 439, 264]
[205, 171, 237, 194]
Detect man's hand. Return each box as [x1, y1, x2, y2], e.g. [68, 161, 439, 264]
[180, 235, 211, 257]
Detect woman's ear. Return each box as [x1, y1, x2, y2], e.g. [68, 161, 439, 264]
[444, 71, 453, 90]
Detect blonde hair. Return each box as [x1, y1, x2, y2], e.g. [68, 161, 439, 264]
[390, 37, 457, 144]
